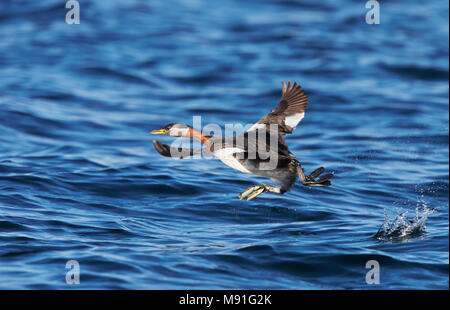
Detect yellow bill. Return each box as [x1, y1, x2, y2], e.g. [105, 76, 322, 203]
[149, 128, 166, 135]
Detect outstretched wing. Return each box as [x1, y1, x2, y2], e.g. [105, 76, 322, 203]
[152, 140, 203, 159]
[247, 81, 308, 135]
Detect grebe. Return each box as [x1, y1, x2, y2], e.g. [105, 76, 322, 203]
[150, 81, 333, 200]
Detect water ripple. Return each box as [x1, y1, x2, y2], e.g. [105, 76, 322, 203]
[0, 0, 447, 289]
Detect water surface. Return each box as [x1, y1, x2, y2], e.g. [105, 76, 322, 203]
[0, 0, 448, 289]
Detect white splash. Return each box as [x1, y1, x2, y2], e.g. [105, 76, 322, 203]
[375, 204, 435, 242]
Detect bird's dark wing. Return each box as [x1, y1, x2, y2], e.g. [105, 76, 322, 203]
[247, 81, 308, 135]
[152, 140, 203, 159]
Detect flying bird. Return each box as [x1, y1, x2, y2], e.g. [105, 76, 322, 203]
[150, 81, 333, 200]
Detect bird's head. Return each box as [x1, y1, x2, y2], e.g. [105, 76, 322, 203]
[149, 123, 192, 137]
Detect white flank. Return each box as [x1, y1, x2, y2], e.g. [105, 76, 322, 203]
[214, 147, 251, 174]
[284, 112, 305, 128]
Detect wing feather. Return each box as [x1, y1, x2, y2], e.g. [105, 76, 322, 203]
[248, 81, 309, 135]
[152, 140, 203, 158]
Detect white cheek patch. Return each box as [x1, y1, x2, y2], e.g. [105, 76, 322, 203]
[284, 112, 305, 128]
[171, 128, 190, 136]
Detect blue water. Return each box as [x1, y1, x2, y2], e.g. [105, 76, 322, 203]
[0, 0, 448, 289]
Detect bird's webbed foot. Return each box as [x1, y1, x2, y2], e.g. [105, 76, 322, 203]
[238, 184, 282, 201]
[298, 166, 333, 187]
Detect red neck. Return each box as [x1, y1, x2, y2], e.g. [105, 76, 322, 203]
[189, 128, 210, 145]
